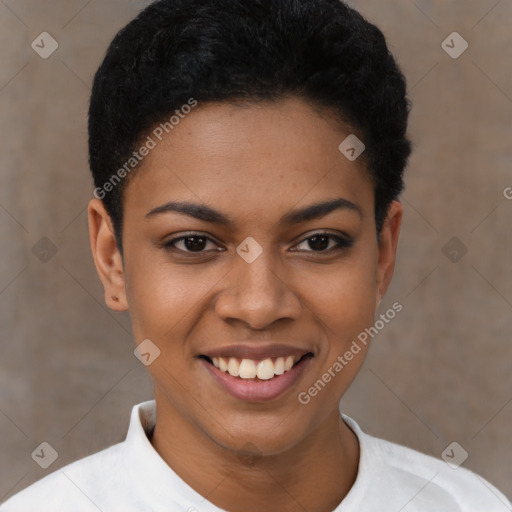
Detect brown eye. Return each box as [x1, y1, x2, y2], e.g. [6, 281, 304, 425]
[293, 232, 353, 253]
[307, 235, 331, 251]
[182, 236, 208, 252]
[163, 233, 220, 254]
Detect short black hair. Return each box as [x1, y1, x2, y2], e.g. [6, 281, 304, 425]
[89, 0, 412, 249]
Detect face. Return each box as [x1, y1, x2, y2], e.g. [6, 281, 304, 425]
[89, 97, 401, 458]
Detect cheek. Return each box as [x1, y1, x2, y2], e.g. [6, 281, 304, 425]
[297, 246, 377, 376]
[301, 253, 377, 331]
[124, 254, 221, 342]
[296, 272, 376, 407]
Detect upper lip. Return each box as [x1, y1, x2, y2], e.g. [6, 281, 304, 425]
[200, 344, 313, 361]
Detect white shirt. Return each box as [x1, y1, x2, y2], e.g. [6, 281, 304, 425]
[1, 400, 510, 512]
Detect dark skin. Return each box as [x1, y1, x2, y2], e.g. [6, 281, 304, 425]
[88, 97, 402, 512]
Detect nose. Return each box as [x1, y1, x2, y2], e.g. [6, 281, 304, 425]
[214, 250, 302, 330]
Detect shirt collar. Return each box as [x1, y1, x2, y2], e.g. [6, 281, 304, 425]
[123, 400, 372, 511]
[124, 400, 228, 511]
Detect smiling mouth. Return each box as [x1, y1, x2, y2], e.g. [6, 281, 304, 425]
[199, 353, 314, 381]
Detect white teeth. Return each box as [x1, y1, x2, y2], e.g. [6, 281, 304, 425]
[210, 354, 304, 380]
[219, 357, 228, 372]
[274, 357, 285, 375]
[256, 359, 275, 380]
[228, 358, 240, 377]
[239, 359, 257, 379]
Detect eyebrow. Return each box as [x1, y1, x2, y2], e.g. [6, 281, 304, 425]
[145, 197, 362, 227]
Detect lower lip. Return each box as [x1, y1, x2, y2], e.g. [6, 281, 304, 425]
[200, 355, 313, 402]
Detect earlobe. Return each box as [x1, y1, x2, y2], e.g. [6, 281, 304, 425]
[375, 200, 403, 302]
[88, 198, 128, 311]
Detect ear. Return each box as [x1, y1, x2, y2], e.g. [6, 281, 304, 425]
[375, 200, 403, 308]
[88, 198, 128, 311]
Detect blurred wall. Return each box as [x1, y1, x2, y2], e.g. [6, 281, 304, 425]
[1, 0, 511, 503]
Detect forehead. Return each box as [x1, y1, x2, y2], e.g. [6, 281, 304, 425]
[124, 97, 374, 224]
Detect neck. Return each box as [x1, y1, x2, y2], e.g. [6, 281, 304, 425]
[150, 391, 359, 512]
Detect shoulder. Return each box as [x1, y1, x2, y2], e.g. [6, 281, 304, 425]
[343, 415, 511, 511]
[1, 401, 158, 512]
[377, 437, 509, 508]
[0, 442, 131, 512]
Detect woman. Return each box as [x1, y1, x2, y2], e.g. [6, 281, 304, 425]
[2, 0, 510, 510]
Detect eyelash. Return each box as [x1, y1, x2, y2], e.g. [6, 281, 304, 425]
[162, 231, 353, 255]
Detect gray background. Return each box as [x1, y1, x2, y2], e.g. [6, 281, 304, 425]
[1, 0, 511, 504]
